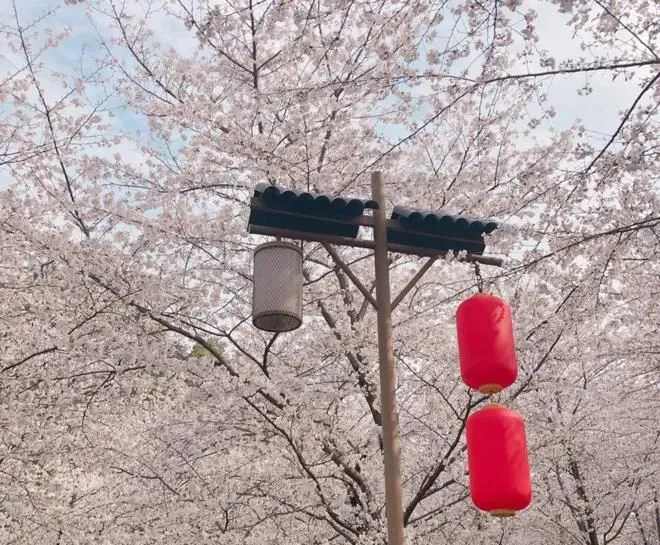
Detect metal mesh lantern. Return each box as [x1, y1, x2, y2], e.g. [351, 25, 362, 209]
[252, 241, 303, 332]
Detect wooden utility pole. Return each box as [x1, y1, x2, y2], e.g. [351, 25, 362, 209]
[372, 171, 405, 545]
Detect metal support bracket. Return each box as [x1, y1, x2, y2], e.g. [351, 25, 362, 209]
[323, 243, 379, 310]
[391, 257, 437, 311]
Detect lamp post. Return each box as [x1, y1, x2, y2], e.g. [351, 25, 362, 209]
[248, 172, 502, 545]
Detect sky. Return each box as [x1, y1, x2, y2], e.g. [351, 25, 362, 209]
[0, 0, 641, 191]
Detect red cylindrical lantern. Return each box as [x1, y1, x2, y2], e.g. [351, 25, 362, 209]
[456, 293, 517, 394]
[466, 405, 532, 516]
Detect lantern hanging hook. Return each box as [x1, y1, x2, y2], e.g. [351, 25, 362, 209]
[474, 262, 484, 293]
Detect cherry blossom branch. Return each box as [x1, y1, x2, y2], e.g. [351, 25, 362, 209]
[1, 346, 59, 373]
[592, 0, 658, 60]
[313, 294, 382, 427]
[403, 394, 486, 525]
[110, 1, 184, 105]
[321, 439, 378, 520]
[175, 0, 252, 74]
[13, 1, 90, 238]
[581, 70, 660, 179]
[110, 463, 181, 497]
[406, 490, 471, 526]
[381, 59, 660, 87]
[243, 396, 360, 543]
[566, 456, 600, 545]
[261, 332, 279, 379]
[510, 215, 660, 273]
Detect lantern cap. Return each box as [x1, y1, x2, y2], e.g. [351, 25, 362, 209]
[253, 310, 302, 332]
[482, 402, 505, 409]
[490, 509, 516, 517]
[469, 403, 519, 416]
[457, 291, 504, 306]
[255, 240, 303, 254]
[479, 384, 503, 395]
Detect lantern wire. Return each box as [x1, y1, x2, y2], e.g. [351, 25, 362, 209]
[474, 262, 484, 293]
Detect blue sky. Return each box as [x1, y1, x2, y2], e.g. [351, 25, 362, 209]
[0, 0, 640, 190]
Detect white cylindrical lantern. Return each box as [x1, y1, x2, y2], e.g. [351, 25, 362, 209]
[252, 241, 303, 332]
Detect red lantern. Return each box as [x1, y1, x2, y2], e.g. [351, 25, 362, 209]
[466, 405, 532, 516]
[456, 293, 517, 394]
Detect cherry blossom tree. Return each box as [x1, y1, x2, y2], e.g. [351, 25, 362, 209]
[1, 1, 658, 544]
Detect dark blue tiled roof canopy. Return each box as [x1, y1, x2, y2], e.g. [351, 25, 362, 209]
[248, 184, 498, 254]
[388, 206, 497, 255]
[248, 183, 378, 238]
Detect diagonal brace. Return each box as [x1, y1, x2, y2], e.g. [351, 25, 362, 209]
[391, 257, 437, 311]
[323, 243, 378, 310]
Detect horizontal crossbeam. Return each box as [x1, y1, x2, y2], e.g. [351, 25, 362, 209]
[248, 225, 503, 267]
